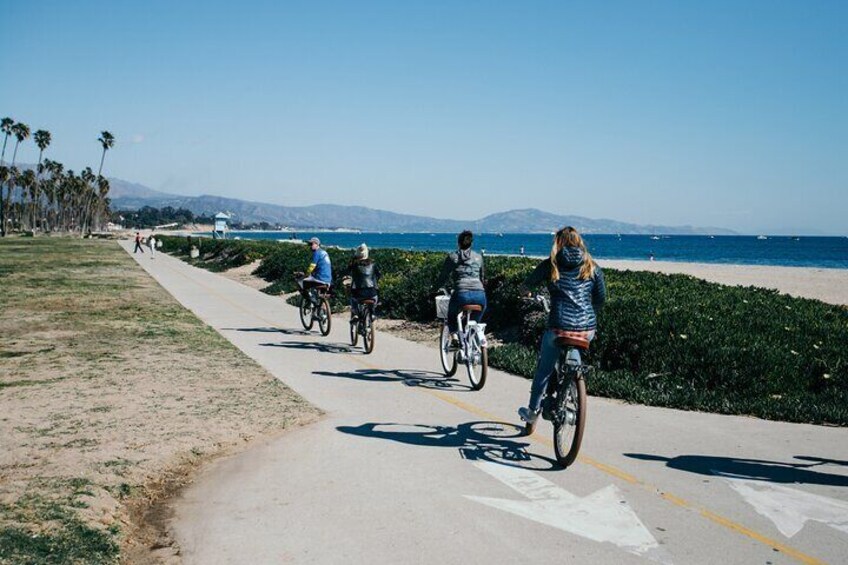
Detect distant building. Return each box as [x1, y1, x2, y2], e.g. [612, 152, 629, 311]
[213, 213, 230, 239]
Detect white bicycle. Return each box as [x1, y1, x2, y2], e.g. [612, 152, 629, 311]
[436, 291, 488, 390]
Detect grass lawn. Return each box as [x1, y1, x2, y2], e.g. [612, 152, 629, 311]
[0, 237, 319, 564]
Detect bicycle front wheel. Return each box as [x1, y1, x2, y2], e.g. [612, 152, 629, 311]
[439, 324, 457, 376]
[552, 372, 587, 468]
[299, 296, 314, 330]
[363, 310, 375, 354]
[318, 298, 332, 336]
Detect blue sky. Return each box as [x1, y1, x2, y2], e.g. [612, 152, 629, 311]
[3, 1, 846, 234]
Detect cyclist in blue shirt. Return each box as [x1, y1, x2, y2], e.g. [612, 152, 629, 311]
[298, 237, 333, 305]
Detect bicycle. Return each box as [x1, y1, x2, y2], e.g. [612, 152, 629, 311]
[349, 298, 376, 354]
[524, 294, 591, 468]
[436, 290, 488, 390]
[295, 273, 333, 336]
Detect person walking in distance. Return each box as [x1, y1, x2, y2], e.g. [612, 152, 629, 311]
[148, 234, 157, 259]
[133, 232, 145, 254]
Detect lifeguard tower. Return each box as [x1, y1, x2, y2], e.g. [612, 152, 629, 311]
[213, 212, 230, 239]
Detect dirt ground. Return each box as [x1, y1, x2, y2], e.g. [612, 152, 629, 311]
[0, 237, 320, 564]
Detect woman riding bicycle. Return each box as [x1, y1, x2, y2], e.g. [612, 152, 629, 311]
[338, 244, 381, 323]
[518, 227, 606, 425]
[434, 230, 487, 348]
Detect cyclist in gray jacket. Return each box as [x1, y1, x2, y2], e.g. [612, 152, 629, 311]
[434, 230, 487, 347]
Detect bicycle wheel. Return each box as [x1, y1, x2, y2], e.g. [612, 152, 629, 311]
[363, 309, 375, 354]
[552, 370, 587, 468]
[299, 296, 314, 330]
[466, 333, 488, 391]
[439, 324, 457, 376]
[318, 298, 332, 336]
[349, 317, 359, 346]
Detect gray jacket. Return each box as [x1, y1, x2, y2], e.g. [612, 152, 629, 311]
[436, 249, 485, 292]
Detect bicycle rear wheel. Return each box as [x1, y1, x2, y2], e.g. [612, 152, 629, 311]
[439, 324, 457, 376]
[299, 296, 314, 330]
[318, 298, 332, 336]
[363, 309, 375, 354]
[466, 335, 487, 391]
[349, 316, 359, 346]
[552, 371, 587, 468]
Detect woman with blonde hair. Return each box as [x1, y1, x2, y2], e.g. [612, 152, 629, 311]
[517, 227, 606, 425]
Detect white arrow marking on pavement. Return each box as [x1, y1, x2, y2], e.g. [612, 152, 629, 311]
[721, 475, 848, 539]
[466, 462, 671, 563]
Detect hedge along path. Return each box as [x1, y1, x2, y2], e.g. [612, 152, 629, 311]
[0, 237, 319, 564]
[160, 235, 848, 426]
[156, 252, 826, 565]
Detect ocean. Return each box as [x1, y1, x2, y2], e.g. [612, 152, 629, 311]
[221, 232, 848, 269]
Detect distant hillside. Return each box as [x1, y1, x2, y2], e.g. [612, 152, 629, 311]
[107, 177, 734, 235]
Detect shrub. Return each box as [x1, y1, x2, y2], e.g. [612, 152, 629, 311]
[157, 235, 848, 425]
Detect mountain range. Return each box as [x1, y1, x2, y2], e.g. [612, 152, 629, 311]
[106, 176, 733, 234]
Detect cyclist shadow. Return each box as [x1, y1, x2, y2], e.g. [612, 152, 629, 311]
[260, 341, 352, 354]
[625, 453, 848, 487]
[223, 327, 312, 336]
[313, 368, 473, 392]
[337, 421, 560, 471]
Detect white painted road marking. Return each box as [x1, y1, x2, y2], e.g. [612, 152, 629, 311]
[467, 461, 671, 563]
[722, 476, 848, 539]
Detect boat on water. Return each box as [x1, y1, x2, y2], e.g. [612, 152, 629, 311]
[757, 235, 768, 240]
[650, 235, 661, 240]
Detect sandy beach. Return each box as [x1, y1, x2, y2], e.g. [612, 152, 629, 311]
[599, 259, 848, 306]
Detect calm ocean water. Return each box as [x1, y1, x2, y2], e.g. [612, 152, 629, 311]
[223, 232, 848, 269]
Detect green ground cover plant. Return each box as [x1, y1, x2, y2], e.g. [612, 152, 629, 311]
[159, 235, 848, 425]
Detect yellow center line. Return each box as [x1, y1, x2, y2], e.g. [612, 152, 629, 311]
[144, 251, 827, 565]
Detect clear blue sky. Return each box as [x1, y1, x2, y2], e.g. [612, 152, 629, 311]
[3, 1, 846, 234]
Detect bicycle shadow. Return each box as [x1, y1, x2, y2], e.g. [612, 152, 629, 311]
[625, 453, 848, 487]
[337, 420, 559, 471]
[223, 326, 312, 336]
[313, 368, 473, 392]
[260, 341, 352, 354]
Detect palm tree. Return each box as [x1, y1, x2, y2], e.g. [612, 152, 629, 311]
[0, 117, 13, 165]
[97, 131, 114, 177]
[0, 118, 13, 233]
[17, 170, 36, 231]
[2, 122, 30, 235]
[32, 130, 51, 231]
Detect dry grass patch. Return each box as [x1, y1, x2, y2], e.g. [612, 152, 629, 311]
[0, 237, 319, 564]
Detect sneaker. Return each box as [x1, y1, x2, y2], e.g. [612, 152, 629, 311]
[518, 406, 540, 424]
[449, 336, 460, 350]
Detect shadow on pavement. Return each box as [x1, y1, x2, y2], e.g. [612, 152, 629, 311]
[222, 326, 312, 336]
[338, 421, 560, 471]
[313, 368, 473, 392]
[260, 341, 352, 354]
[625, 453, 848, 486]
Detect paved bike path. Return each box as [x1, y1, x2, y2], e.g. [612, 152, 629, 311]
[122, 243, 848, 564]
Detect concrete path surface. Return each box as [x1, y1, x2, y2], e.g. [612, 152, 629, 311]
[122, 243, 848, 564]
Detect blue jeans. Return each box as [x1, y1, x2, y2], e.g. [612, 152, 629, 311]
[528, 329, 595, 412]
[447, 290, 487, 333]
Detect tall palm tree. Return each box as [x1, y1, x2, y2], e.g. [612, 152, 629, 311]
[97, 131, 114, 177]
[32, 130, 51, 231]
[0, 118, 12, 233]
[0, 117, 13, 165]
[2, 123, 30, 235]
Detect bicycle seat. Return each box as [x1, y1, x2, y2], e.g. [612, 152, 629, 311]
[360, 299, 376, 305]
[462, 304, 483, 312]
[554, 330, 590, 351]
